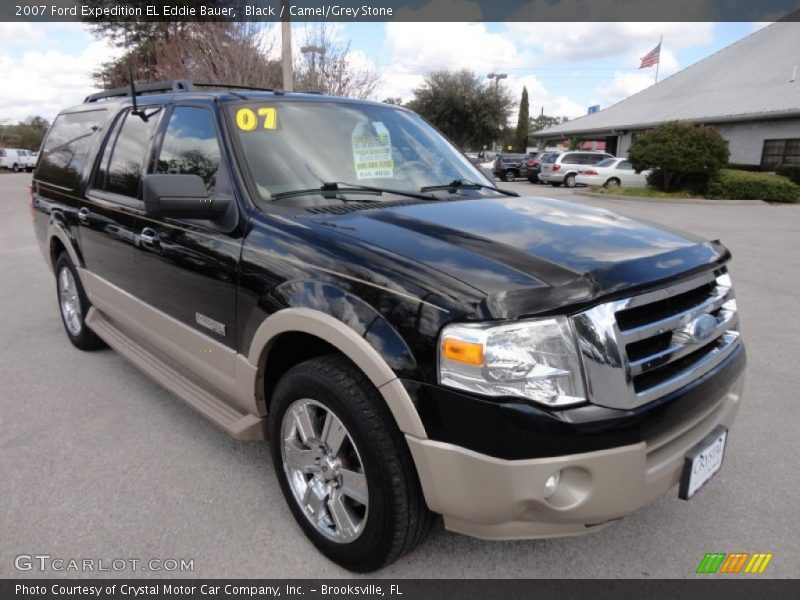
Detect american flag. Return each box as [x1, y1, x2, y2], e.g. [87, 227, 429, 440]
[639, 42, 661, 69]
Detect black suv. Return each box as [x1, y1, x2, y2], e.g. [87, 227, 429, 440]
[492, 152, 534, 182]
[33, 81, 745, 572]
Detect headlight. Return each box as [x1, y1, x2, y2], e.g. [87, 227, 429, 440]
[438, 317, 586, 407]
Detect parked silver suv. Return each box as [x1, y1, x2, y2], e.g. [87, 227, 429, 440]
[538, 151, 614, 187]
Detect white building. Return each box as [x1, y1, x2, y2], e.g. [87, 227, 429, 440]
[533, 22, 800, 169]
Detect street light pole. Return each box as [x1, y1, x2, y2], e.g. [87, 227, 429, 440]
[281, 0, 293, 92]
[487, 72, 507, 152]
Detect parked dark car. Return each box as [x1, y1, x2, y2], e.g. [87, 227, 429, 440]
[493, 152, 535, 182]
[32, 81, 745, 572]
[521, 151, 553, 183]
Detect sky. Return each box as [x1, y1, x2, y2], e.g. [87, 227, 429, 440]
[0, 18, 766, 125]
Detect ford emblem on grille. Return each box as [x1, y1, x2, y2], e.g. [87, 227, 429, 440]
[681, 314, 718, 344]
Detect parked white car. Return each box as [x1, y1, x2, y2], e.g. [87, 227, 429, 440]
[18, 149, 37, 172]
[0, 148, 37, 172]
[575, 157, 650, 188]
[0, 148, 25, 172]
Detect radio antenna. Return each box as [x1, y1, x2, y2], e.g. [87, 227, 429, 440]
[128, 64, 148, 121]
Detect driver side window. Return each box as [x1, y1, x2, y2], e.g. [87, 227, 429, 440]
[156, 107, 222, 191]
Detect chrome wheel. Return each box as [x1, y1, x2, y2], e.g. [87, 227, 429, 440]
[280, 398, 369, 543]
[58, 266, 82, 336]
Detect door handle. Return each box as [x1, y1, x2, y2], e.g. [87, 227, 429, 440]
[140, 227, 158, 247]
[78, 207, 90, 223]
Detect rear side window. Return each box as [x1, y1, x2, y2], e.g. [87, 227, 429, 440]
[96, 109, 160, 199]
[156, 107, 222, 189]
[37, 110, 106, 190]
[561, 153, 580, 164]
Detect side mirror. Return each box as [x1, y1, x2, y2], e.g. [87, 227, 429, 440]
[143, 174, 230, 220]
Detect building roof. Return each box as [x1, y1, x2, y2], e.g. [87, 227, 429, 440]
[535, 22, 800, 137]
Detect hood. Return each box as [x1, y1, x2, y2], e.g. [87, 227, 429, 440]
[302, 196, 729, 319]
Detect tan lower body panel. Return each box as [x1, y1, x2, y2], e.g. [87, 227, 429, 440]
[407, 371, 745, 540]
[85, 307, 265, 440]
[77, 270, 424, 443]
[80, 269, 264, 440]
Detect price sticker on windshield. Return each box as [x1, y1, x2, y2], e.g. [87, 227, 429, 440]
[235, 107, 277, 131]
[352, 122, 394, 179]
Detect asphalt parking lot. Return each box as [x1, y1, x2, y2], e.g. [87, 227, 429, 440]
[1, 171, 799, 578]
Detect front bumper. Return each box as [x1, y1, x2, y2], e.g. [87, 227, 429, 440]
[407, 369, 744, 540]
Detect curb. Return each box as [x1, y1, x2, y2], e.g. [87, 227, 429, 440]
[576, 191, 769, 206]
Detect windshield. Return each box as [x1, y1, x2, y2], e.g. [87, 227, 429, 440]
[596, 158, 616, 167]
[227, 100, 491, 205]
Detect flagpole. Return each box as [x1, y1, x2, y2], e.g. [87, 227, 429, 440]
[654, 34, 662, 84]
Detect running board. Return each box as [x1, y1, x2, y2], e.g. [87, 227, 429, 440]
[86, 308, 266, 441]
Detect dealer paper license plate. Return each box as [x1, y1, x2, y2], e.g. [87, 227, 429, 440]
[679, 426, 728, 500]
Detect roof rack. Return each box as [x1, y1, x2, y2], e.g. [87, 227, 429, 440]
[82, 80, 312, 104]
[84, 80, 194, 103]
[192, 82, 278, 93]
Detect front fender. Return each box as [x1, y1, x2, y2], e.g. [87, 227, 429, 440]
[245, 285, 427, 438]
[267, 279, 419, 379]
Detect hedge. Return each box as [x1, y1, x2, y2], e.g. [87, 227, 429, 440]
[706, 169, 799, 203]
[775, 163, 800, 185]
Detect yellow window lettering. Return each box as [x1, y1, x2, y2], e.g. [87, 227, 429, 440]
[258, 107, 277, 130]
[235, 108, 257, 131]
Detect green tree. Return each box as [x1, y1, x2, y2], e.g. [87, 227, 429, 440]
[514, 87, 529, 152]
[529, 114, 562, 132]
[0, 116, 50, 150]
[406, 69, 514, 150]
[628, 121, 729, 192]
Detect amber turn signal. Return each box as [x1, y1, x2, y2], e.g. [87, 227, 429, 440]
[442, 338, 484, 366]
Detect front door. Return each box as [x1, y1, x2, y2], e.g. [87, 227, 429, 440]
[133, 105, 242, 395]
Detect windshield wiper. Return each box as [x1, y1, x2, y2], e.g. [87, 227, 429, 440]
[271, 182, 438, 203]
[420, 179, 519, 197]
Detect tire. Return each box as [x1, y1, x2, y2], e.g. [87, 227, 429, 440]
[527, 177, 538, 184]
[270, 354, 433, 572]
[54, 253, 106, 351]
[549, 182, 562, 187]
[12, 163, 19, 173]
[604, 178, 621, 188]
[501, 170, 516, 182]
[564, 173, 577, 188]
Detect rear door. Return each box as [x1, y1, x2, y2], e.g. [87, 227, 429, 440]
[561, 152, 584, 172]
[79, 107, 162, 295]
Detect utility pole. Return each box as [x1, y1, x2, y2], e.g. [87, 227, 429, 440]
[487, 72, 507, 152]
[281, 0, 293, 92]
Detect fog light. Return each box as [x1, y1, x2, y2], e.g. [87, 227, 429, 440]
[544, 471, 561, 499]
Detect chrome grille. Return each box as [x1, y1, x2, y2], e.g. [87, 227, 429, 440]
[571, 269, 741, 410]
